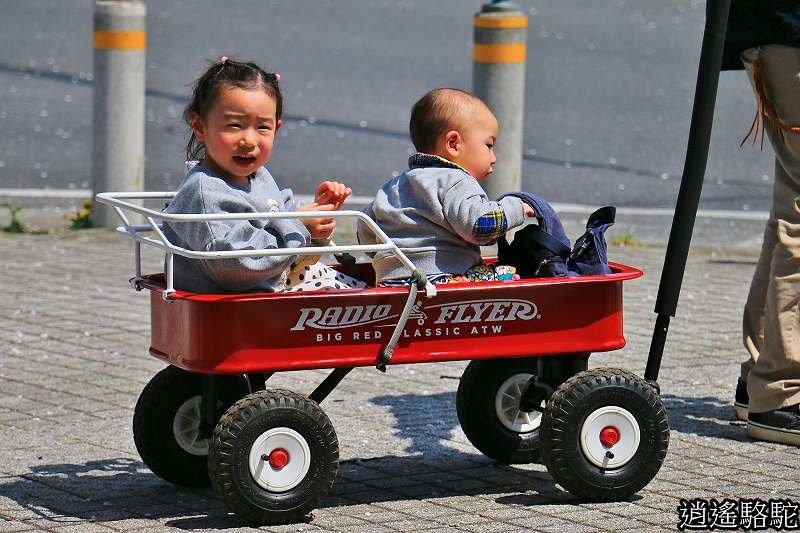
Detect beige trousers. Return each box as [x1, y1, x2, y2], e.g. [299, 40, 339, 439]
[740, 45, 800, 413]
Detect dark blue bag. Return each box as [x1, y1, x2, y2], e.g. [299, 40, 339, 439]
[496, 192, 571, 278]
[497, 192, 615, 278]
[568, 206, 615, 275]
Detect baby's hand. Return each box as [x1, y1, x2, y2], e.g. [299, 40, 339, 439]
[523, 204, 535, 217]
[315, 180, 352, 211]
[298, 202, 336, 241]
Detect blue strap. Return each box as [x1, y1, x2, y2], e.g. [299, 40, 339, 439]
[497, 192, 570, 248]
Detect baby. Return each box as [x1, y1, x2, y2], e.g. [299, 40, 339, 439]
[357, 87, 533, 286]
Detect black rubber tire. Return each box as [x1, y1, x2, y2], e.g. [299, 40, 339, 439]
[133, 366, 249, 487]
[456, 358, 546, 464]
[208, 389, 339, 526]
[540, 368, 669, 501]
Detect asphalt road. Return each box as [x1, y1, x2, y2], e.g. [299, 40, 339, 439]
[0, 0, 774, 211]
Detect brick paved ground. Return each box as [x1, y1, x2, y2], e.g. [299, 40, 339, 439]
[1, 220, 798, 532]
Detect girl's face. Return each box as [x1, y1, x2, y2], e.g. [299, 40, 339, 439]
[191, 85, 282, 185]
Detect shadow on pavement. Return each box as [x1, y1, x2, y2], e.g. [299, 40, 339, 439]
[0, 391, 745, 529]
[370, 390, 750, 456]
[1, 455, 567, 530]
[0, 457, 237, 528]
[661, 393, 750, 441]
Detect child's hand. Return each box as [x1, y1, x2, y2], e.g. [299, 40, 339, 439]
[315, 180, 352, 211]
[523, 204, 536, 217]
[298, 202, 336, 241]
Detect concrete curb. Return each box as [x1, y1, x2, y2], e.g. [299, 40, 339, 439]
[0, 194, 766, 254]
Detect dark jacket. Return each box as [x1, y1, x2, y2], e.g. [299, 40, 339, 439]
[722, 0, 800, 70]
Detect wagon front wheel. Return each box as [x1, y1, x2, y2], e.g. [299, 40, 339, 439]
[208, 389, 339, 526]
[540, 368, 669, 501]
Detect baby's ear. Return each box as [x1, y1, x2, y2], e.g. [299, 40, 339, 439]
[275, 119, 283, 131]
[443, 130, 461, 155]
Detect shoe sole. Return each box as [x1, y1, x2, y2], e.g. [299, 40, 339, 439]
[747, 420, 800, 446]
[734, 401, 748, 421]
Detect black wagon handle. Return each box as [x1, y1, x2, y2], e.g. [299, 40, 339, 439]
[644, 0, 731, 386]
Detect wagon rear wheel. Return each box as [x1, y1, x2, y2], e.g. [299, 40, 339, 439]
[456, 358, 550, 464]
[208, 389, 339, 526]
[133, 366, 249, 487]
[540, 368, 669, 501]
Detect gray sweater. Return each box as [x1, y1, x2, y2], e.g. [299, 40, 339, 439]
[357, 154, 526, 282]
[162, 165, 310, 293]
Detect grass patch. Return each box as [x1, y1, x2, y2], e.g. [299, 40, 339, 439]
[610, 234, 641, 247]
[68, 200, 94, 229]
[2, 203, 28, 233]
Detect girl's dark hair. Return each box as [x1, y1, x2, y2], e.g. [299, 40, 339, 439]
[183, 58, 283, 161]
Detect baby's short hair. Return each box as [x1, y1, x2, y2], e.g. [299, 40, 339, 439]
[409, 88, 484, 153]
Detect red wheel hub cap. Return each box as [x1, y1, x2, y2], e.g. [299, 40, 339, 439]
[599, 426, 620, 447]
[268, 448, 290, 469]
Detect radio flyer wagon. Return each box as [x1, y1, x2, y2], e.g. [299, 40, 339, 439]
[95, 0, 731, 524]
[95, 193, 667, 525]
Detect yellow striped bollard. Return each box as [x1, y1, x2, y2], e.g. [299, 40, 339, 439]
[92, 0, 146, 228]
[473, 1, 528, 198]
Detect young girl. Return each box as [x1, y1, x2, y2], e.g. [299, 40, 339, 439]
[162, 57, 366, 293]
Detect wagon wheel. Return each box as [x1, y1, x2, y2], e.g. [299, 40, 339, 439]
[540, 368, 669, 501]
[456, 358, 551, 464]
[208, 389, 339, 526]
[133, 366, 249, 487]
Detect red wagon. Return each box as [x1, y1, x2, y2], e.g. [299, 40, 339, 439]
[93, 0, 739, 522]
[97, 192, 669, 526]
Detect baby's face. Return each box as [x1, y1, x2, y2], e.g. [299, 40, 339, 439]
[452, 105, 498, 182]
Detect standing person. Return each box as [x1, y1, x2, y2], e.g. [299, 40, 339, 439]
[357, 87, 533, 286]
[723, 1, 800, 445]
[163, 57, 366, 293]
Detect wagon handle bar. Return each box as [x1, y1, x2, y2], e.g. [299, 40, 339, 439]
[376, 270, 428, 372]
[644, 0, 730, 386]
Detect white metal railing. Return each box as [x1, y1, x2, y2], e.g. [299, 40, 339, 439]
[95, 191, 435, 296]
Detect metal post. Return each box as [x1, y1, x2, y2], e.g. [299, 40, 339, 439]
[473, 0, 528, 198]
[92, 0, 146, 228]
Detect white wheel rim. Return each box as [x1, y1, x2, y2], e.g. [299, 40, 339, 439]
[580, 406, 640, 469]
[172, 395, 209, 456]
[494, 373, 543, 433]
[249, 427, 311, 492]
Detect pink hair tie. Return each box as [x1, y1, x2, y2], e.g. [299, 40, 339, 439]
[220, 56, 228, 64]
[275, 73, 281, 81]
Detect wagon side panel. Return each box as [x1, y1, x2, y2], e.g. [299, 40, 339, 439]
[148, 273, 630, 373]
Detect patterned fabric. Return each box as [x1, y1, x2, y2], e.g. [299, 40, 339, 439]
[472, 209, 508, 241]
[379, 273, 461, 287]
[379, 264, 518, 287]
[464, 264, 518, 282]
[285, 260, 368, 292]
[492, 265, 517, 280]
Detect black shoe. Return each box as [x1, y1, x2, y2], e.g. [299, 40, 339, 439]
[734, 378, 748, 421]
[747, 404, 800, 446]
